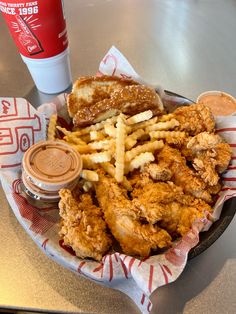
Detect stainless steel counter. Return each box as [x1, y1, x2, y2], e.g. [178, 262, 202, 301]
[0, 1, 236, 313]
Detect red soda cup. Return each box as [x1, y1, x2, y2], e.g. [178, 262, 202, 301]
[0, 0, 72, 94]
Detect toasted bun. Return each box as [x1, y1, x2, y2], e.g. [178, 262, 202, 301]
[68, 75, 164, 127]
[67, 75, 139, 118]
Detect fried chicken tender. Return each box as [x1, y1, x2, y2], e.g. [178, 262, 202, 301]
[187, 132, 232, 185]
[59, 189, 112, 261]
[173, 103, 215, 135]
[215, 143, 232, 173]
[95, 172, 172, 257]
[142, 163, 172, 181]
[132, 182, 212, 236]
[192, 156, 218, 186]
[132, 181, 183, 224]
[128, 170, 153, 188]
[157, 145, 212, 203]
[187, 132, 223, 153]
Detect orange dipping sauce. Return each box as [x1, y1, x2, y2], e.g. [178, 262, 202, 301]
[197, 92, 236, 116]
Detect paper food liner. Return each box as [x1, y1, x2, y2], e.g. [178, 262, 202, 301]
[1, 46, 236, 314]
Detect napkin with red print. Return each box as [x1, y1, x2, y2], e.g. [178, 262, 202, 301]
[1, 46, 236, 314]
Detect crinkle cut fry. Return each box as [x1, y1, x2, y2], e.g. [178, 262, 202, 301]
[115, 114, 126, 183]
[47, 114, 57, 140]
[150, 130, 186, 140]
[146, 118, 179, 132]
[126, 110, 153, 125]
[125, 140, 164, 162]
[100, 162, 132, 191]
[128, 152, 155, 172]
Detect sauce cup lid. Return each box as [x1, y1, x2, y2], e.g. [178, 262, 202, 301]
[22, 140, 82, 191]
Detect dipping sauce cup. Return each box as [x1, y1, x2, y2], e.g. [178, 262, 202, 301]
[197, 91, 236, 116]
[21, 140, 82, 207]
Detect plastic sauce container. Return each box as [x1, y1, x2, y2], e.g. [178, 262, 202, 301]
[197, 91, 236, 116]
[21, 140, 82, 207]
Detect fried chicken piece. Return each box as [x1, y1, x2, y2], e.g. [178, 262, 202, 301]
[187, 132, 232, 185]
[173, 103, 215, 136]
[192, 155, 218, 186]
[132, 182, 212, 236]
[172, 194, 213, 236]
[157, 145, 212, 202]
[128, 170, 153, 188]
[132, 181, 183, 224]
[95, 173, 172, 257]
[215, 143, 232, 173]
[187, 132, 223, 153]
[59, 189, 112, 261]
[142, 163, 172, 181]
[161, 198, 211, 236]
[188, 132, 232, 173]
[207, 182, 221, 195]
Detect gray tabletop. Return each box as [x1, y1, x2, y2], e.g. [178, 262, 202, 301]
[0, 0, 236, 313]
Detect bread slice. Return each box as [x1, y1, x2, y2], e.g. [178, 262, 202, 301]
[67, 75, 139, 118]
[73, 84, 164, 127]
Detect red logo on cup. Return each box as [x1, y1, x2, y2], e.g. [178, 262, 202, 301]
[15, 14, 43, 55]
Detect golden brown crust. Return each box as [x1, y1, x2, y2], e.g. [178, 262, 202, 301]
[73, 84, 164, 127]
[58, 97, 232, 260]
[67, 75, 139, 118]
[67, 93, 80, 117]
[111, 85, 163, 115]
[157, 145, 212, 203]
[95, 172, 172, 256]
[73, 99, 119, 127]
[59, 189, 112, 261]
[174, 103, 215, 136]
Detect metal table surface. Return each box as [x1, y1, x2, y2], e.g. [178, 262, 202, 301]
[0, 0, 236, 313]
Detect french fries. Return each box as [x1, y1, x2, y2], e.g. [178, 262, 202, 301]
[126, 110, 153, 125]
[145, 119, 179, 132]
[125, 129, 145, 150]
[129, 152, 155, 171]
[80, 170, 99, 182]
[115, 114, 126, 183]
[131, 116, 158, 132]
[159, 113, 174, 122]
[125, 140, 164, 162]
[150, 130, 186, 140]
[90, 130, 105, 141]
[47, 114, 57, 140]
[52, 104, 186, 190]
[84, 151, 112, 163]
[100, 162, 132, 191]
[88, 139, 115, 150]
